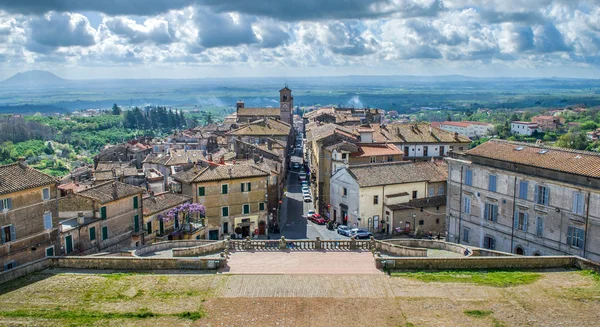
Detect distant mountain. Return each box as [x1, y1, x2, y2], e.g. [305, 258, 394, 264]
[2, 70, 67, 86]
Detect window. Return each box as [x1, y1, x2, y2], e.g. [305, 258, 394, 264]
[519, 181, 528, 200]
[241, 182, 252, 192]
[89, 227, 96, 241]
[488, 175, 497, 192]
[373, 196, 379, 205]
[370, 156, 376, 163]
[341, 153, 347, 160]
[133, 196, 139, 209]
[45, 246, 54, 257]
[221, 184, 229, 194]
[463, 197, 471, 214]
[459, 147, 464, 151]
[0, 198, 12, 211]
[100, 206, 107, 220]
[423, 146, 428, 156]
[535, 185, 550, 205]
[404, 146, 409, 155]
[198, 186, 205, 196]
[243, 204, 250, 214]
[387, 156, 394, 162]
[463, 229, 469, 242]
[567, 226, 585, 249]
[101, 226, 108, 241]
[465, 169, 473, 186]
[222, 206, 229, 217]
[412, 190, 418, 199]
[573, 192, 585, 215]
[134, 215, 139, 233]
[1, 225, 16, 244]
[259, 202, 265, 211]
[418, 220, 424, 225]
[536, 217, 544, 237]
[484, 203, 498, 222]
[342, 188, 348, 197]
[3, 261, 16, 271]
[223, 222, 229, 234]
[42, 188, 50, 201]
[438, 185, 444, 195]
[483, 235, 496, 250]
[43, 212, 52, 230]
[514, 212, 528, 232]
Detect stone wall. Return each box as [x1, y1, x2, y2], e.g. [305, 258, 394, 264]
[52, 256, 225, 270]
[377, 241, 428, 257]
[133, 240, 217, 257]
[384, 239, 513, 256]
[0, 257, 52, 284]
[376, 255, 575, 270]
[172, 241, 225, 257]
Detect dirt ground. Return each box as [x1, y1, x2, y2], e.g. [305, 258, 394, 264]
[0, 269, 599, 326]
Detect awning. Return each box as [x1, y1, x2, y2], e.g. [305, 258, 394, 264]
[340, 203, 348, 210]
[237, 222, 255, 227]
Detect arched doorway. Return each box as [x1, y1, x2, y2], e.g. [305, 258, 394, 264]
[515, 246, 524, 255]
[533, 251, 541, 256]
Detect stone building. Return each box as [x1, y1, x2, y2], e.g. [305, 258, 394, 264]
[446, 139, 600, 262]
[94, 141, 152, 169]
[330, 161, 447, 234]
[0, 160, 59, 271]
[58, 181, 144, 254]
[235, 86, 293, 126]
[142, 192, 192, 244]
[531, 115, 565, 131]
[382, 123, 471, 159]
[225, 118, 292, 154]
[173, 163, 270, 240]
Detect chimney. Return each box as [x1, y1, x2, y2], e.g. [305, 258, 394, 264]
[454, 132, 459, 140]
[228, 167, 233, 176]
[112, 182, 118, 200]
[219, 156, 225, 165]
[77, 211, 85, 225]
[17, 157, 27, 168]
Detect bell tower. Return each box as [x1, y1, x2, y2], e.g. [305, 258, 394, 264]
[279, 85, 293, 125]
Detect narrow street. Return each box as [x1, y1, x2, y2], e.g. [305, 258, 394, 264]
[278, 149, 347, 240]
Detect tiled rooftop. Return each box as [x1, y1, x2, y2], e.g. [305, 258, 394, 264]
[382, 123, 471, 143]
[0, 161, 57, 195]
[76, 181, 144, 204]
[173, 162, 270, 183]
[143, 192, 191, 216]
[346, 161, 447, 187]
[237, 107, 281, 117]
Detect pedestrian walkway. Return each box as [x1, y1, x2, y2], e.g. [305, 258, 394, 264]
[219, 251, 383, 275]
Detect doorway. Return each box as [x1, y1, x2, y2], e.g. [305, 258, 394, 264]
[65, 235, 73, 254]
[242, 226, 250, 237]
[515, 246, 524, 255]
[208, 229, 219, 240]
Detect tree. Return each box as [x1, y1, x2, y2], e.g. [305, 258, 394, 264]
[111, 103, 121, 115]
[206, 112, 213, 125]
[556, 132, 589, 150]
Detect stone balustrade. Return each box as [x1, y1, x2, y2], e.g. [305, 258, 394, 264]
[227, 237, 374, 251]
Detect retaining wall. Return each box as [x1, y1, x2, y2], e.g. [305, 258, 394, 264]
[383, 239, 513, 256]
[133, 240, 217, 257]
[0, 258, 52, 285]
[376, 256, 575, 270]
[53, 256, 225, 270]
[172, 241, 225, 257]
[377, 241, 428, 257]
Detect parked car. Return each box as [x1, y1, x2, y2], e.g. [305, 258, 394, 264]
[349, 229, 373, 239]
[299, 172, 307, 181]
[337, 225, 352, 236]
[292, 162, 300, 169]
[301, 181, 308, 187]
[303, 194, 312, 202]
[302, 186, 310, 193]
[310, 214, 326, 225]
[307, 209, 315, 217]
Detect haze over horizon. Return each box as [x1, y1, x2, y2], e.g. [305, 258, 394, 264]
[0, 1, 599, 80]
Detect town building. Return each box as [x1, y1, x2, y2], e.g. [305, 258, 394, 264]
[235, 86, 293, 126]
[382, 123, 471, 158]
[303, 107, 384, 128]
[0, 160, 59, 271]
[445, 139, 600, 262]
[94, 141, 152, 169]
[438, 121, 495, 138]
[172, 163, 270, 240]
[58, 181, 144, 254]
[329, 161, 447, 234]
[225, 118, 292, 154]
[142, 192, 193, 244]
[531, 115, 565, 131]
[511, 121, 540, 136]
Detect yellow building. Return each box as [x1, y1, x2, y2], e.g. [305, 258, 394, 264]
[173, 163, 270, 240]
[142, 192, 192, 244]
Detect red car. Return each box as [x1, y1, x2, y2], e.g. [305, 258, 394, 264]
[310, 214, 326, 225]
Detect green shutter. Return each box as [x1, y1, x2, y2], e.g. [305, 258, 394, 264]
[134, 215, 139, 233]
[198, 186, 205, 196]
[133, 196, 138, 209]
[222, 184, 228, 194]
[243, 204, 249, 214]
[259, 202, 265, 211]
[46, 246, 54, 257]
[100, 206, 107, 220]
[102, 226, 108, 240]
[147, 221, 152, 235]
[240, 183, 245, 192]
[247, 182, 251, 192]
[222, 207, 229, 217]
[89, 227, 96, 241]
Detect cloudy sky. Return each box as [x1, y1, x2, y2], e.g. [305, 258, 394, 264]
[0, 0, 599, 79]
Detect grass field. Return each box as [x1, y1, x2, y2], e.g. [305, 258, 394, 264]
[0, 269, 599, 326]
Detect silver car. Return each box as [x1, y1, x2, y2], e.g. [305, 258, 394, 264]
[337, 225, 352, 236]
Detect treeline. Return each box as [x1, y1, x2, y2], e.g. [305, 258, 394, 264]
[124, 107, 186, 130]
[0, 116, 55, 143]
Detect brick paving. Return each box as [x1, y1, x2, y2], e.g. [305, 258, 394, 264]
[219, 251, 383, 275]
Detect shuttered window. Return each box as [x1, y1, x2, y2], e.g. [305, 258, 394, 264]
[102, 226, 108, 240]
[573, 192, 585, 215]
[567, 226, 585, 249]
[0, 198, 12, 211]
[198, 186, 205, 196]
[89, 227, 96, 241]
[133, 196, 139, 209]
[465, 169, 473, 186]
[488, 175, 497, 192]
[43, 212, 53, 230]
[42, 188, 50, 200]
[519, 181, 528, 199]
[100, 206, 107, 220]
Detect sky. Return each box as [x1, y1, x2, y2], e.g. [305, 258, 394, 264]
[0, 0, 599, 80]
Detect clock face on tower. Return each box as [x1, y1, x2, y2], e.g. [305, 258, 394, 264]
[282, 103, 289, 110]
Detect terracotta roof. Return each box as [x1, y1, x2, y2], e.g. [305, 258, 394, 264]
[306, 123, 357, 142]
[512, 121, 538, 125]
[226, 118, 291, 136]
[346, 161, 447, 187]
[237, 107, 281, 117]
[143, 192, 191, 216]
[466, 139, 600, 179]
[387, 195, 446, 210]
[165, 149, 206, 166]
[143, 153, 171, 165]
[173, 163, 269, 183]
[75, 181, 143, 204]
[324, 140, 359, 153]
[348, 124, 389, 142]
[383, 123, 471, 143]
[303, 107, 335, 119]
[440, 121, 493, 128]
[58, 182, 90, 193]
[532, 115, 556, 120]
[96, 161, 131, 171]
[0, 162, 57, 195]
[351, 143, 403, 158]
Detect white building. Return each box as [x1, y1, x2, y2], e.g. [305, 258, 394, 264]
[329, 161, 447, 233]
[439, 121, 495, 138]
[511, 121, 539, 136]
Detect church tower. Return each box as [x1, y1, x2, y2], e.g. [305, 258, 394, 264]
[279, 85, 293, 126]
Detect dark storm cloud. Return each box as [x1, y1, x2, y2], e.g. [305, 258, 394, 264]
[195, 9, 258, 48]
[26, 12, 95, 53]
[0, 0, 196, 15]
